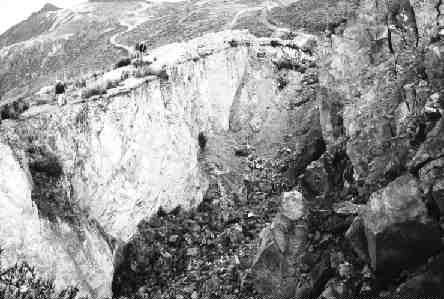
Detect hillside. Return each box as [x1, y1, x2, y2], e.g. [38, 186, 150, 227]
[0, 0, 443, 298]
[0, 0, 304, 102]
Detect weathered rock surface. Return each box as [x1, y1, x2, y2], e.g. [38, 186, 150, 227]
[0, 30, 317, 297]
[393, 253, 444, 298]
[410, 117, 444, 170]
[0, 141, 114, 298]
[318, 0, 441, 196]
[418, 157, 444, 216]
[361, 174, 441, 276]
[250, 190, 307, 298]
[0, 0, 443, 297]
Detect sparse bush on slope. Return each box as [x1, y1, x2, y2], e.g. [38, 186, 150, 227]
[81, 86, 107, 99]
[0, 250, 80, 299]
[115, 58, 132, 69]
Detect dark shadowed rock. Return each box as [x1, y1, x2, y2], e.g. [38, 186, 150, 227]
[345, 217, 369, 262]
[394, 253, 444, 298]
[410, 118, 444, 171]
[419, 157, 444, 216]
[362, 174, 441, 277]
[424, 41, 444, 90]
[299, 158, 330, 198]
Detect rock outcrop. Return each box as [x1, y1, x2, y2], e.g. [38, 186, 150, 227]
[362, 174, 441, 277]
[250, 190, 307, 298]
[0, 0, 443, 297]
[0, 30, 317, 297]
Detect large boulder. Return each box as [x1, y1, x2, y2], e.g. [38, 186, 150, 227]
[250, 190, 307, 298]
[361, 174, 441, 277]
[418, 157, 444, 216]
[410, 118, 444, 171]
[393, 253, 444, 298]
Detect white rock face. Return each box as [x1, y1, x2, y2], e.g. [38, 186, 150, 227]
[0, 30, 313, 297]
[0, 141, 114, 298]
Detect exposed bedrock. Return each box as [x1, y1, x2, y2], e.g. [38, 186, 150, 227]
[0, 31, 319, 297]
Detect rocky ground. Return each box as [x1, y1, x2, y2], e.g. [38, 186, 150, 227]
[1, 0, 444, 298]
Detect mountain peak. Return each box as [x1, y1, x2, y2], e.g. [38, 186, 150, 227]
[38, 3, 60, 13]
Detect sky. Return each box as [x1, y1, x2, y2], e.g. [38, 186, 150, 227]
[0, 0, 86, 35]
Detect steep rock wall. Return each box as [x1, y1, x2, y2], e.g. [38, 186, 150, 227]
[0, 31, 316, 297]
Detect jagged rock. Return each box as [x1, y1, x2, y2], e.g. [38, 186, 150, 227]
[393, 253, 444, 298]
[425, 41, 444, 89]
[0, 31, 318, 297]
[280, 190, 305, 221]
[333, 201, 363, 215]
[250, 190, 306, 298]
[294, 254, 333, 299]
[299, 158, 330, 198]
[317, 0, 441, 196]
[0, 141, 113, 298]
[285, 92, 325, 182]
[318, 87, 345, 149]
[410, 118, 444, 171]
[361, 174, 441, 277]
[345, 217, 369, 262]
[419, 157, 444, 216]
[299, 150, 355, 200]
[291, 32, 317, 52]
[318, 278, 354, 299]
[424, 92, 443, 118]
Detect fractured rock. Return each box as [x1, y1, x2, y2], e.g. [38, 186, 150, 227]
[394, 253, 444, 298]
[410, 118, 444, 171]
[345, 217, 369, 262]
[250, 190, 306, 298]
[361, 174, 441, 277]
[419, 157, 444, 216]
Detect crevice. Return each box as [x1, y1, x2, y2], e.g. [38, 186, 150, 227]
[27, 145, 80, 226]
[410, 154, 444, 177]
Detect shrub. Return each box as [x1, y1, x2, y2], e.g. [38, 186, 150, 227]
[198, 132, 207, 149]
[120, 70, 130, 81]
[115, 58, 131, 69]
[228, 39, 239, 47]
[0, 249, 80, 299]
[0, 98, 29, 120]
[104, 79, 118, 90]
[81, 86, 106, 99]
[277, 74, 289, 90]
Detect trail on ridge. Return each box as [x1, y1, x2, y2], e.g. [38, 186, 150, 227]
[226, 0, 299, 32]
[109, 1, 151, 54]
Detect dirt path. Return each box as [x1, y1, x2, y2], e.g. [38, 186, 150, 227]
[226, 0, 298, 32]
[109, 1, 151, 54]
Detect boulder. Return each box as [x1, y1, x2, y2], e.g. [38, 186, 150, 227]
[299, 150, 355, 201]
[299, 158, 330, 198]
[410, 118, 444, 171]
[419, 158, 444, 216]
[424, 41, 444, 90]
[345, 217, 369, 262]
[394, 253, 444, 298]
[250, 190, 307, 298]
[318, 278, 354, 299]
[291, 32, 317, 52]
[361, 174, 441, 277]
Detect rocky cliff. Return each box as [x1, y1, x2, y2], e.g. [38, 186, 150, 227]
[0, 30, 318, 297]
[0, 0, 443, 298]
[250, 0, 444, 298]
